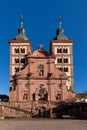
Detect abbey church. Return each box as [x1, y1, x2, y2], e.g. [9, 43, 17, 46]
[8, 19, 75, 116]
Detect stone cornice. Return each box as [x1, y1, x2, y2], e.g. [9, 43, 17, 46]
[17, 76, 67, 80]
[27, 56, 55, 59]
[8, 39, 31, 44]
[50, 40, 74, 43]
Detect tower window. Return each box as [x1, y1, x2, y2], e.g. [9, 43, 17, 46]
[15, 58, 19, 63]
[64, 58, 68, 63]
[15, 67, 19, 73]
[21, 48, 25, 53]
[64, 67, 68, 72]
[21, 58, 25, 63]
[57, 48, 62, 53]
[57, 58, 62, 63]
[63, 48, 68, 53]
[15, 48, 19, 53]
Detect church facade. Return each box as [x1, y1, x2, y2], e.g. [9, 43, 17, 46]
[8, 19, 75, 116]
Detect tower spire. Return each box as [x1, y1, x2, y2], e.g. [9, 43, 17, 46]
[14, 15, 28, 40]
[20, 15, 24, 28]
[55, 17, 68, 40]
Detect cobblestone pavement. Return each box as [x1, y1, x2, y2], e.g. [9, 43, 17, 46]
[0, 119, 87, 130]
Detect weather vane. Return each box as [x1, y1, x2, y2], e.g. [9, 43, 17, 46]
[58, 16, 62, 29]
[20, 15, 24, 28]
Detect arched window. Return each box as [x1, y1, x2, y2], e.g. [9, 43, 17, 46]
[23, 93, 28, 100]
[56, 94, 61, 100]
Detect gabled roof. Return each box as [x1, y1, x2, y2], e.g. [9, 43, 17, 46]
[31, 47, 50, 57]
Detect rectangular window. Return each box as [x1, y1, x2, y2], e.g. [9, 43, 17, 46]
[32, 93, 35, 101]
[64, 67, 68, 72]
[57, 58, 62, 63]
[64, 58, 68, 63]
[21, 48, 25, 53]
[39, 70, 44, 76]
[63, 48, 68, 53]
[15, 58, 19, 63]
[38, 64, 44, 76]
[21, 58, 25, 63]
[15, 67, 19, 73]
[15, 48, 19, 53]
[57, 48, 62, 53]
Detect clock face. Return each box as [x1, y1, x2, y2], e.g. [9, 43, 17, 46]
[39, 88, 45, 95]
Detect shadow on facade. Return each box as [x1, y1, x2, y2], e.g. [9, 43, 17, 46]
[32, 110, 50, 118]
[53, 102, 87, 119]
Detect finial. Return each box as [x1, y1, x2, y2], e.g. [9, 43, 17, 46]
[58, 16, 62, 29]
[39, 44, 43, 48]
[20, 15, 24, 28]
[38, 44, 43, 49]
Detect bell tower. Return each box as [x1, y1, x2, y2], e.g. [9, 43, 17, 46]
[8, 16, 32, 90]
[50, 19, 74, 92]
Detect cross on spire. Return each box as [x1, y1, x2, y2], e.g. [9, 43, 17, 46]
[58, 16, 62, 29]
[20, 15, 24, 28]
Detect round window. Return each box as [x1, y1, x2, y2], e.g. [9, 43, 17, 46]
[39, 88, 45, 95]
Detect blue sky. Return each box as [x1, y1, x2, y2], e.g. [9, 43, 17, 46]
[0, 0, 87, 95]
